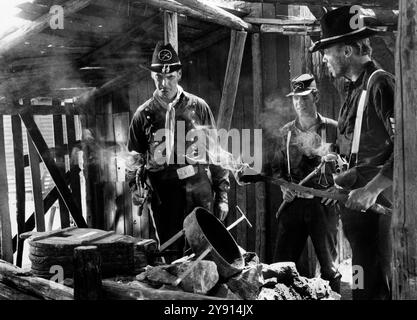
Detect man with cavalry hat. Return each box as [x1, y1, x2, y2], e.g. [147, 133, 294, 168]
[311, 5, 395, 300]
[126, 42, 230, 260]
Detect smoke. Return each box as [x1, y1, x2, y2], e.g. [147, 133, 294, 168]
[293, 130, 333, 157]
[184, 125, 251, 185]
[260, 92, 295, 139]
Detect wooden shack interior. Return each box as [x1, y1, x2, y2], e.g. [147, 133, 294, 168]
[0, 0, 416, 300]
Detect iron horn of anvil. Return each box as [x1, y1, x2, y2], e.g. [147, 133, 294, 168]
[183, 207, 245, 279]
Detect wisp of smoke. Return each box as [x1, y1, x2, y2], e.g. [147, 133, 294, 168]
[293, 130, 333, 157]
[185, 125, 250, 185]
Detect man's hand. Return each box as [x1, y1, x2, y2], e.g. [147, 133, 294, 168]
[320, 186, 339, 206]
[280, 186, 296, 202]
[345, 173, 392, 212]
[132, 183, 149, 208]
[345, 187, 379, 212]
[214, 201, 229, 221]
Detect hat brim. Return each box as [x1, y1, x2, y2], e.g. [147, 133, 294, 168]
[286, 89, 313, 97]
[309, 27, 380, 52]
[139, 64, 182, 73]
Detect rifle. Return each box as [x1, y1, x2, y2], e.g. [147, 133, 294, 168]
[241, 172, 392, 216]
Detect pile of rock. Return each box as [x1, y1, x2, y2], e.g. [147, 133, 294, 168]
[132, 252, 340, 300]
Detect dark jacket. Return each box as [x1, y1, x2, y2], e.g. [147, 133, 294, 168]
[338, 61, 395, 179]
[127, 90, 230, 199]
[271, 114, 338, 189]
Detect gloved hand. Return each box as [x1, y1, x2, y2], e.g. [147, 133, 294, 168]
[214, 192, 229, 221]
[280, 186, 296, 202]
[214, 202, 229, 222]
[132, 185, 147, 207]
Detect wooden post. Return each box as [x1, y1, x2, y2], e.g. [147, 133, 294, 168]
[73, 246, 102, 300]
[392, 0, 417, 300]
[164, 11, 178, 52]
[65, 102, 82, 219]
[10, 115, 26, 266]
[0, 116, 13, 264]
[251, 32, 267, 262]
[217, 30, 247, 130]
[27, 133, 46, 232]
[53, 111, 70, 228]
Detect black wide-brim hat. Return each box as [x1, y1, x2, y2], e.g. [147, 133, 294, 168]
[140, 41, 182, 74]
[310, 6, 380, 52]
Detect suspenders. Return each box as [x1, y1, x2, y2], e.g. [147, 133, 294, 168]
[350, 69, 385, 166]
[286, 117, 328, 181]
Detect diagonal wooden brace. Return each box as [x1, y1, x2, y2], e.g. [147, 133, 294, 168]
[19, 108, 87, 228]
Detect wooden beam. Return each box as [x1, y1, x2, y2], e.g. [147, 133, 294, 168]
[0, 0, 92, 56]
[251, 32, 266, 262]
[0, 282, 40, 300]
[164, 11, 178, 52]
[66, 103, 82, 217]
[102, 279, 224, 300]
[246, 17, 397, 34]
[217, 30, 247, 130]
[11, 115, 26, 266]
[28, 133, 46, 232]
[260, 23, 321, 35]
[53, 112, 71, 228]
[392, 0, 417, 300]
[0, 259, 74, 300]
[175, 0, 251, 30]
[245, 17, 318, 25]
[239, 0, 398, 9]
[142, 0, 252, 30]
[0, 116, 13, 264]
[19, 108, 87, 228]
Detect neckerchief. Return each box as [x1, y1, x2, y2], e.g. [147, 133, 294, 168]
[153, 85, 184, 164]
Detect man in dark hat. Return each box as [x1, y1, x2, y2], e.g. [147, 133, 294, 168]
[310, 6, 395, 300]
[270, 74, 341, 293]
[127, 42, 230, 259]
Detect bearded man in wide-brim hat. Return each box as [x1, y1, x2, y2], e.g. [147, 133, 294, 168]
[127, 42, 230, 261]
[311, 6, 395, 300]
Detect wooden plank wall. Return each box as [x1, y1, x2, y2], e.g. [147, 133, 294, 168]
[82, 89, 133, 235]
[0, 103, 86, 265]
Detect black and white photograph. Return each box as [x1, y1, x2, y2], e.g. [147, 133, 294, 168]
[0, 0, 415, 312]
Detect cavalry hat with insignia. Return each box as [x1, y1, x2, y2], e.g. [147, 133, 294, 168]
[141, 41, 182, 74]
[310, 6, 379, 52]
[286, 74, 317, 97]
